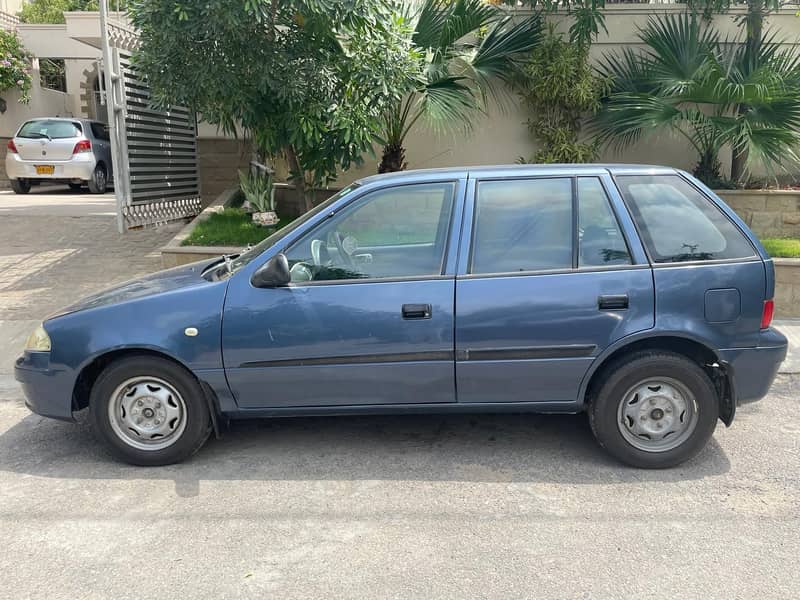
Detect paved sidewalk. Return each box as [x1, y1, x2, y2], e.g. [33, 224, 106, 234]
[0, 189, 182, 373]
[774, 320, 800, 373]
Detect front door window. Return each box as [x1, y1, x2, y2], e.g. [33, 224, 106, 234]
[284, 182, 456, 282]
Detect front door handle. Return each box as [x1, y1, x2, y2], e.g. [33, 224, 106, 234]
[402, 303, 432, 319]
[598, 294, 629, 310]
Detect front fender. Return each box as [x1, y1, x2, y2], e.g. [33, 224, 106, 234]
[45, 280, 228, 376]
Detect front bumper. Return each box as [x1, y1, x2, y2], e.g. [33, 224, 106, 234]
[14, 352, 76, 421]
[719, 328, 788, 405]
[5, 152, 96, 181]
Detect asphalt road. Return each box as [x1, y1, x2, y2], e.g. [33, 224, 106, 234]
[1, 189, 798, 599]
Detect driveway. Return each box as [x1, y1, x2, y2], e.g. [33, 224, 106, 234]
[1, 189, 799, 599]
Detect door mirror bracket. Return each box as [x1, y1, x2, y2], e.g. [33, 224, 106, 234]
[251, 253, 291, 288]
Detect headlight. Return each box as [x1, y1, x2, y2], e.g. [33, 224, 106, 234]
[25, 324, 51, 352]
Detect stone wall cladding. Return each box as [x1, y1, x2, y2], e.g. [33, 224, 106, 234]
[197, 139, 252, 207]
[774, 259, 800, 318]
[716, 190, 800, 238]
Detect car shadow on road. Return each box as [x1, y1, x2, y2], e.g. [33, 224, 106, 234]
[0, 408, 730, 495]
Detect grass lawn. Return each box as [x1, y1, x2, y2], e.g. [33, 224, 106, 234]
[182, 208, 289, 247]
[762, 237, 800, 258]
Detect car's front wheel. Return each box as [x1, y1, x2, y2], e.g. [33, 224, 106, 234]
[11, 178, 31, 194]
[589, 351, 719, 468]
[89, 356, 211, 466]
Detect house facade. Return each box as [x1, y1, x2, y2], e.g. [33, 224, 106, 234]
[3, 5, 800, 198]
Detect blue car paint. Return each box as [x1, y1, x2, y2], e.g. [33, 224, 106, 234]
[14, 164, 787, 425]
[15, 261, 227, 420]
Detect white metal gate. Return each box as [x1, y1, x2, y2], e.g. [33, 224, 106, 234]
[100, 10, 202, 231]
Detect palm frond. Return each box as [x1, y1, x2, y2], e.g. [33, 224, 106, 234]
[470, 15, 541, 88]
[416, 75, 479, 133]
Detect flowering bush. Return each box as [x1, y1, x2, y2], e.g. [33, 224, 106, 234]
[0, 30, 32, 104]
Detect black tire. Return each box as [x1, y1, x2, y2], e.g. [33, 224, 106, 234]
[87, 163, 107, 194]
[89, 356, 211, 466]
[589, 351, 719, 469]
[68, 182, 83, 191]
[11, 178, 31, 194]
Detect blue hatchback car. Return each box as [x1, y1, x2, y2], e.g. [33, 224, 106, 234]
[15, 165, 787, 467]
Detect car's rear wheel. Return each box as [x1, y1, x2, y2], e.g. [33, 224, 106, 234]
[87, 164, 107, 194]
[11, 178, 31, 194]
[589, 351, 719, 468]
[89, 356, 211, 466]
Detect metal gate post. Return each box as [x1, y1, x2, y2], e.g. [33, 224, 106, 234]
[99, 0, 126, 233]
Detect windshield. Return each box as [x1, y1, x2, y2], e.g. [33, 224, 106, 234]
[17, 120, 82, 139]
[229, 183, 361, 272]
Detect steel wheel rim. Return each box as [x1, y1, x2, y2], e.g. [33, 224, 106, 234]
[616, 376, 699, 453]
[108, 376, 187, 451]
[95, 167, 106, 190]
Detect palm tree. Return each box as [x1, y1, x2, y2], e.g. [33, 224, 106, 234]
[377, 0, 541, 173]
[593, 13, 800, 185]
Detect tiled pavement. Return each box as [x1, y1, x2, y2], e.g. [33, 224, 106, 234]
[0, 189, 182, 371]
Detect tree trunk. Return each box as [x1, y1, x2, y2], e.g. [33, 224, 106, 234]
[284, 144, 312, 213]
[731, 137, 748, 185]
[378, 142, 407, 173]
[731, 0, 763, 183]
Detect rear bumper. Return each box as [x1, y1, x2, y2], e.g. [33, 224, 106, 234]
[5, 152, 96, 181]
[14, 352, 76, 422]
[719, 328, 788, 405]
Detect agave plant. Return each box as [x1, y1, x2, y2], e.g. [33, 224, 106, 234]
[593, 13, 800, 185]
[238, 169, 275, 215]
[377, 0, 541, 173]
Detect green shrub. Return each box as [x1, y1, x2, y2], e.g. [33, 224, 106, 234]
[0, 31, 32, 104]
[238, 170, 274, 214]
[516, 25, 606, 164]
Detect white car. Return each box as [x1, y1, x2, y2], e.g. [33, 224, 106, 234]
[5, 117, 113, 194]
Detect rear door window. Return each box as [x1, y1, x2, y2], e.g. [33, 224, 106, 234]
[470, 178, 573, 274]
[17, 120, 82, 139]
[616, 175, 755, 263]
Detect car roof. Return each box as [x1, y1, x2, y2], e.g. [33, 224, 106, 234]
[356, 164, 679, 185]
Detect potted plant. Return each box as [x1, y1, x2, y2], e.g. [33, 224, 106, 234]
[238, 168, 278, 227]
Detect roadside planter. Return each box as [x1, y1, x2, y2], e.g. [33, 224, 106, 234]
[160, 187, 242, 268]
[713, 190, 800, 317]
[715, 189, 800, 239]
[773, 258, 800, 318]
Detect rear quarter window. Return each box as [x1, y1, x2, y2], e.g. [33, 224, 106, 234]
[90, 122, 110, 141]
[616, 175, 755, 263]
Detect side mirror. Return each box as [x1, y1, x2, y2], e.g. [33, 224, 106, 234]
[251, 253, 291, 288]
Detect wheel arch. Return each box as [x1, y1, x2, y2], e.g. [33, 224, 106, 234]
[580, 333, 735, 426]
[73, 347, 196, 411]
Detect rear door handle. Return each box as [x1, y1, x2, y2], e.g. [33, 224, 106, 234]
[598, 294, 629, 310]
[402, 303, 432, 319]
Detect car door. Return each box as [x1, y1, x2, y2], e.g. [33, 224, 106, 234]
[222, 178, 465, 409]
[454, 170, 655, 405]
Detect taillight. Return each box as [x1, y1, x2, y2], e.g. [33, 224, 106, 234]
[761, 299, 774, 330]
[6, 139, 18, 154]
[72, 139, 92, 154]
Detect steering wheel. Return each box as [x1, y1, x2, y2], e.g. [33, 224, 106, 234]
[332, 231, 356, 268]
